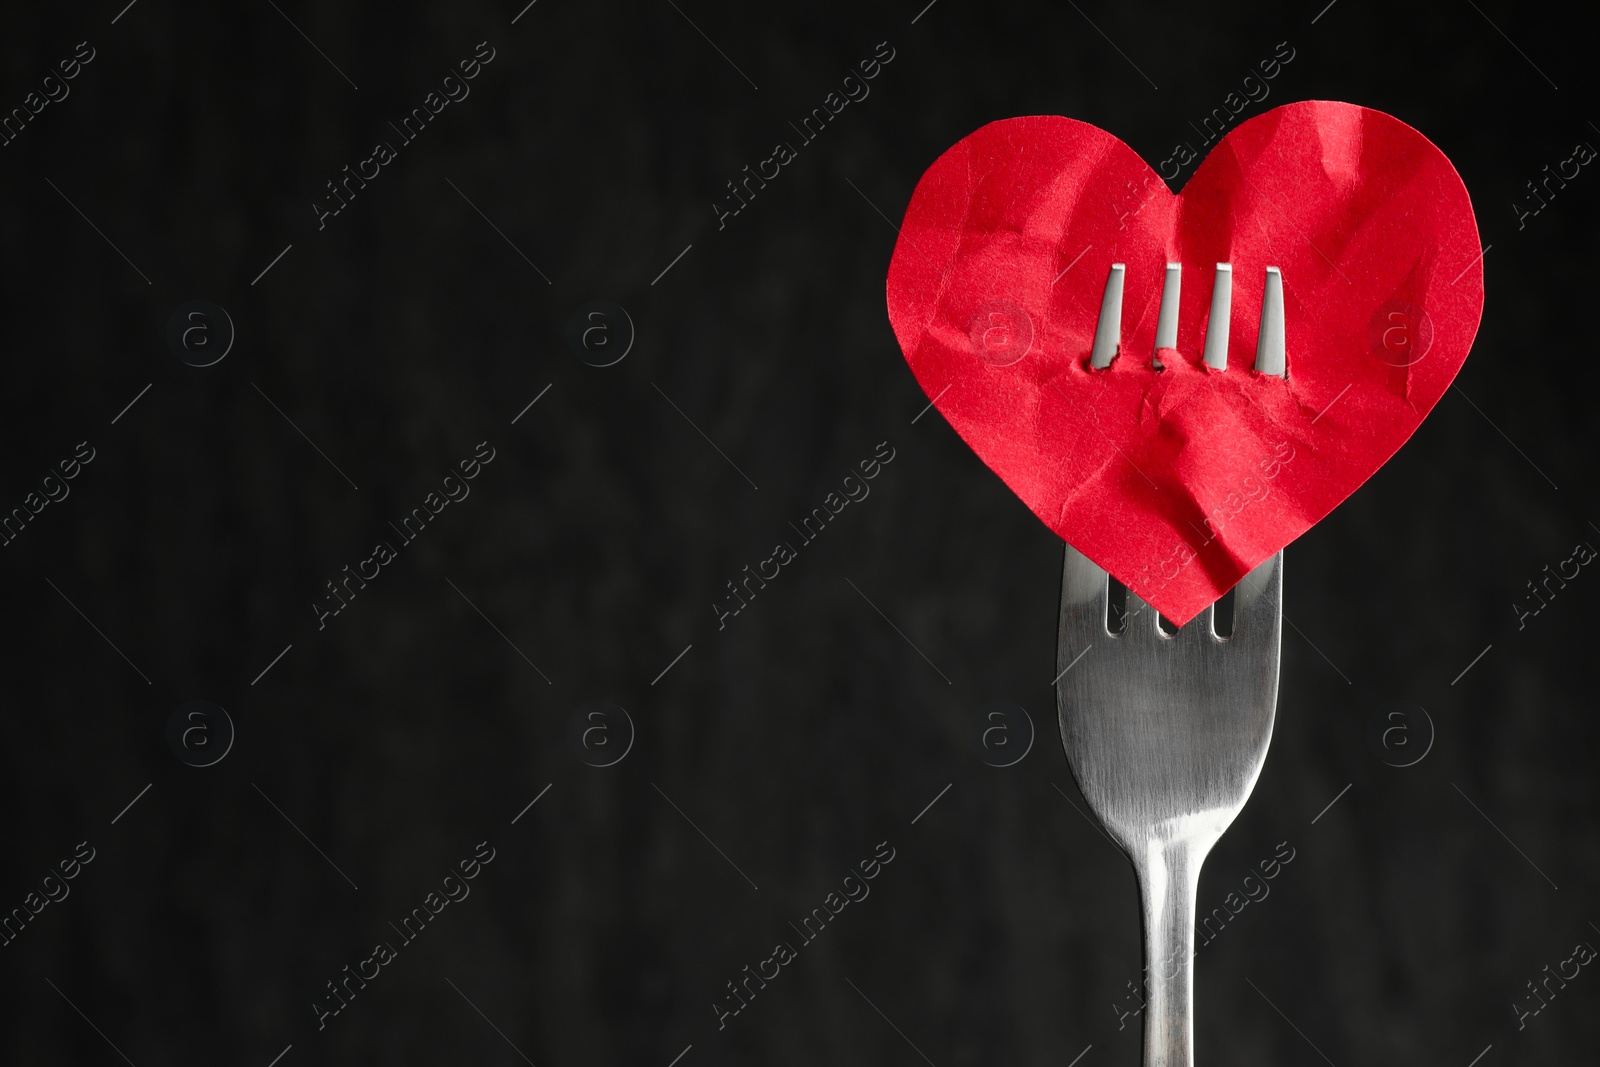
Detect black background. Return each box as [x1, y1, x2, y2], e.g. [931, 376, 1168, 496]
[2, 0, 1596, 1064]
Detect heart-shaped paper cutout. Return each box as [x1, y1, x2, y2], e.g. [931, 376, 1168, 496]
[887, 101, 1483, 624]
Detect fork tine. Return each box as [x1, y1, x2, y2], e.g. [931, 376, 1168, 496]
[1231, 551, 1284, 640]
[1154, 263, 1182, 351]
[1061, 544, 1108, 613]
[1089, 264, 1125, 369]
[1124, 589, 1163, 639]
[1255, 266, 1286, 376]
[1202, 263, 1232, 369]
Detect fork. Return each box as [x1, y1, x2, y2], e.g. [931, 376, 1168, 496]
[1056, 261, 1286, 1067]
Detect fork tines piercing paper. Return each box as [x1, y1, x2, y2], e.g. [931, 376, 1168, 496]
[885, 100, 1483, 624]
[1088, 262, 1286, 376]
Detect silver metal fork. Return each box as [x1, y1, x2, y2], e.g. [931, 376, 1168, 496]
[1056, 261, 1286, 1067]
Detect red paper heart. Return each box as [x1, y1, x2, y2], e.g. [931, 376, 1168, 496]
[886, 101, 1483, 624]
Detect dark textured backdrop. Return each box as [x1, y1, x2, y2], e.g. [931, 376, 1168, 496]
[2, 1, 1596, 1064]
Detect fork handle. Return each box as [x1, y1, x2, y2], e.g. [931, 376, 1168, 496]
[1134, 838, 1209, 1067]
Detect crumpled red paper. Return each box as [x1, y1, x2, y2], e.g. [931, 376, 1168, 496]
[886, 101, 1483, 624]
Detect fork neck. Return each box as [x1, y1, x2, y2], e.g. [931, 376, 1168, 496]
[1134, 838, 1209, 1067]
